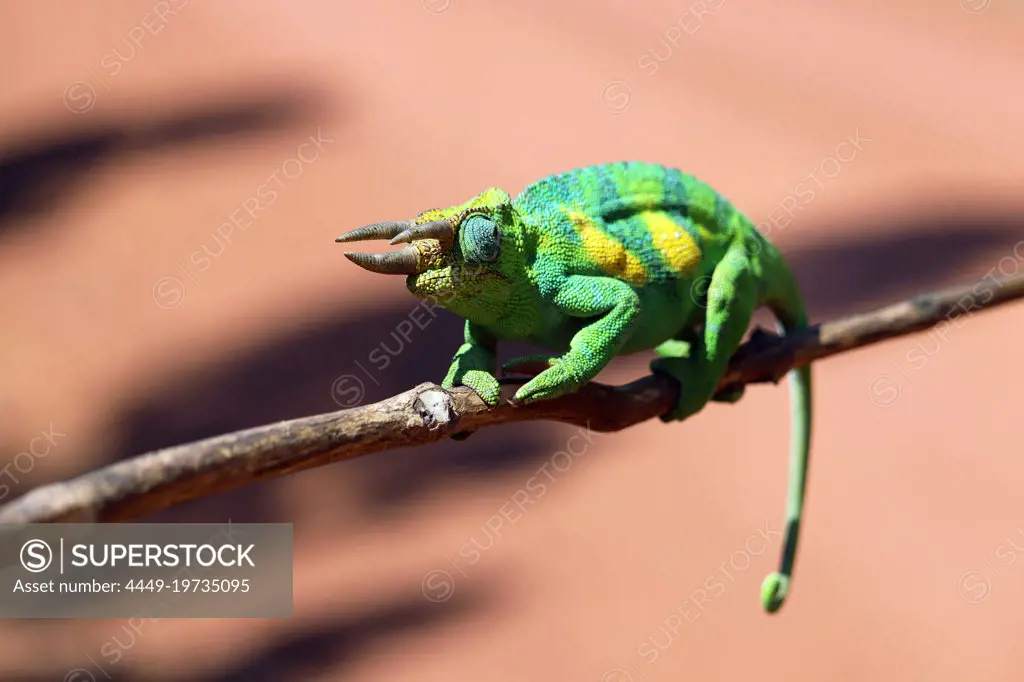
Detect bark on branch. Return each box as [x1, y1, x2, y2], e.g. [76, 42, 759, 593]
[3, 273, 1022, 524]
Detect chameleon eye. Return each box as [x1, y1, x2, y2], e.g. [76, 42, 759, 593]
[459, 214, 501, 263]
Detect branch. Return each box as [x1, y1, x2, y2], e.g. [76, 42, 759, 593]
[3, 273, 1023, 524]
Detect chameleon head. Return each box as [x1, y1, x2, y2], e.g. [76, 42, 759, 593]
[335, 189, 521, 322]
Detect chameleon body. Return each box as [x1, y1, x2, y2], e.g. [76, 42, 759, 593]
[336, 161, 812, 614]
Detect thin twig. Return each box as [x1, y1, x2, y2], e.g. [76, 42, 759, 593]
[2, 273, 1022, 524]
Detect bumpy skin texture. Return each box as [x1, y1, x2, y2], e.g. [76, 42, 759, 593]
[337, 161, 813, 614]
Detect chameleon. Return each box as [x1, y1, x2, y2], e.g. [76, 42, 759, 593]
[335, 161, 812, 614]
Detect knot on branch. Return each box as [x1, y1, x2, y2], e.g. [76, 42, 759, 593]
[412, 388, 460, 431]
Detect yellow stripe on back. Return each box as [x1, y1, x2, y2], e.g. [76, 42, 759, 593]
[566, 210, 648, 286]
[643, 211, 703, 277]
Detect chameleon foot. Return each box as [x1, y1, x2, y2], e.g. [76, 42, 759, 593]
[443, 369, 501, 441]
[503, 355, 581, 404]
[649, 356, 716, 422]
[444, 369, 502, 407]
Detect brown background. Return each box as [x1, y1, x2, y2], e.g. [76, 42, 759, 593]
[1, 0, 1023, 680]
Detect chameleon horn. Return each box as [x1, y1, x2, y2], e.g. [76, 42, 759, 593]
[335, 221, 411, 244]
[389, 219, 455, 245]
[343, 244, 421, 275]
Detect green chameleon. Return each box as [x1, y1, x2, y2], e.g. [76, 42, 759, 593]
[335, 161, 812, 614]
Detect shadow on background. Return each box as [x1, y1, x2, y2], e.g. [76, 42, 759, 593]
[188, 587, 488, 682]
[0, 80, 334, 234]
[0, 585, 491, 682]
[787, 208, 1024, 320]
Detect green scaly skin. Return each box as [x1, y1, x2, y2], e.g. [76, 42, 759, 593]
[336, 161, 813, 614]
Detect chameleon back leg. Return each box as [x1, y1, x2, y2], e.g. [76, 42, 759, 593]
[651, 241, 760, 422]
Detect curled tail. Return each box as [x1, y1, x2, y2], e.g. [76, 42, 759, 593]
[757, 238, 813, 614]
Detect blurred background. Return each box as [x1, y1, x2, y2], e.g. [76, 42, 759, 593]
[1, 0, 1023, 679]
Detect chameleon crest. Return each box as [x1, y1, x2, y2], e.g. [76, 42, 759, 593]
[337, 161, 814, 615]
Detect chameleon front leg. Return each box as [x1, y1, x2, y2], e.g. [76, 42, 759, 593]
[442, 320, 500, 440]
[651, 243, 758, 421]
[443, 319, 501, 404]
[507, 276, 640, 404]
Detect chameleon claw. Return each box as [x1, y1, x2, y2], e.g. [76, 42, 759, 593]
[511, 384, 563, 404]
